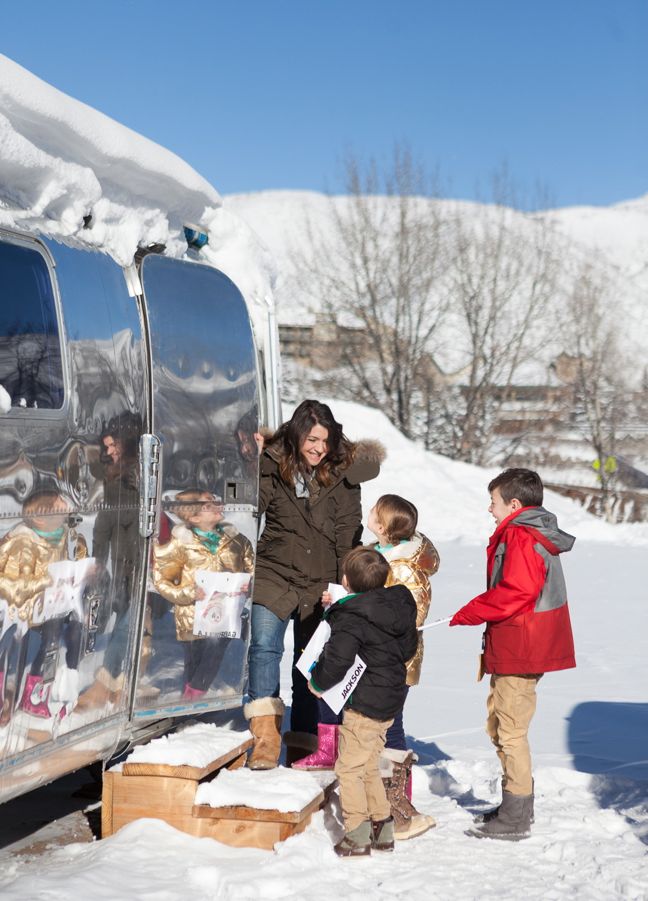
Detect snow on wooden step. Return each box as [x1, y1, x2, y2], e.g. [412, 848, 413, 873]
[194, 766, 329, 812]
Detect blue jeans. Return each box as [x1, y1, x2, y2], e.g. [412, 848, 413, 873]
[385, 687, 410, 750]
[248, 603, 318, 734]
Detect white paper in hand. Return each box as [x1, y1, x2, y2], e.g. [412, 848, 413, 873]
[296, 619, 366, 714]
[33, 557, 96, 624]
[296, 621, 331, 678]
[193, 570, 251, 638]
[326, 582, 348, 604]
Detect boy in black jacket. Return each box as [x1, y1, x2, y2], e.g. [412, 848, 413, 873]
[309, 546, 418, 857]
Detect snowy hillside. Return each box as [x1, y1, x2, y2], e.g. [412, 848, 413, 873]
[224, 189, 648, 374]
[1, 400, 646, 900]
[547, 193, 648, 284]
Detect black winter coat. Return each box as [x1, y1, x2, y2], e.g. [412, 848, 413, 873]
[253, 440, 384, 623]
[311, 584, 418, 721]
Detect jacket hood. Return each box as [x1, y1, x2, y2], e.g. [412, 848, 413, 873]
[344, 439, 386, 485]
[380, 532, 439, 575]
[509, 506, 575, 555]
[330, 583, 414, 638]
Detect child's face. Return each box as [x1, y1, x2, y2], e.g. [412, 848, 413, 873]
[488, 487, 520, 526]
[184, 495, 224, 531]
[30, 497, 69, 532]
[367, 505, 388, 542]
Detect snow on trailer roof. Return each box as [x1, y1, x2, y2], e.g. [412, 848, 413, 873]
[0, 54, 276, 337]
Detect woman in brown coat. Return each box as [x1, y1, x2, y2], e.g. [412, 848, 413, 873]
[244, 400, 383, 769]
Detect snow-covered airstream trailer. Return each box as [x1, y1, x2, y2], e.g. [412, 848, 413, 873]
[0, 225, 280, 804]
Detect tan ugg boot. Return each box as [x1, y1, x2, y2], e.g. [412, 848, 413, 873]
[74, 668, 122, 711]
[243, 697, 285, 770]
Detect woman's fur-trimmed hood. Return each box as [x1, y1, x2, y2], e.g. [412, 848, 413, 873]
[344, 439, 386, 485]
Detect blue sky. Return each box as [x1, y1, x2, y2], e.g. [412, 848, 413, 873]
[3, 1, 647, 208]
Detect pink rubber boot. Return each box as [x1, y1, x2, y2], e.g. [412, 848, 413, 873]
[292, 723, 338, 770]
[183, 683, 207, 701]
[20, 674, 52, 718]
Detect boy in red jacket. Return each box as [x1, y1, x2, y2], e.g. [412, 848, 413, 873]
[450, 468, 575, 841]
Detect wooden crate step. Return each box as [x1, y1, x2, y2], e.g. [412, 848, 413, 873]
[121, 736, 253, 781]
[102, 726, 334, 850]
[103, 771, 329, 850]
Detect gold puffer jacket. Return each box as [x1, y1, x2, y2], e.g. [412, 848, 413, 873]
[152, 523, 254, 641]
[383, 531, 440, 686]
[0, 523, 88, 626]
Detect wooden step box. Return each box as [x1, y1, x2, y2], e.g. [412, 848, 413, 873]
[102, 737, 329, 850]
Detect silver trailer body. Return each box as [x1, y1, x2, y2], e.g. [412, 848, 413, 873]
[0, 230, 267, 802]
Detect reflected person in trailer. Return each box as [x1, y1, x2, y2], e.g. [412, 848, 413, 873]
[75, 413, 141, 710]
[0, 489, 88, 726]
[152, 490, 254, 699]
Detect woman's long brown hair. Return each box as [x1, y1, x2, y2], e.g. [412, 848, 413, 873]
[268, 399, 355, 487]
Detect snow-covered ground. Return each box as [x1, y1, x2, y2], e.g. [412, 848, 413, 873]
[0, 401, 646, 900]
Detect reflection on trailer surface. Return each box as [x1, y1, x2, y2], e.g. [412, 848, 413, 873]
[0, 231, 267, 803]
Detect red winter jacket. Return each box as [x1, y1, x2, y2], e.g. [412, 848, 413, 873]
[450, 506, 576, 675]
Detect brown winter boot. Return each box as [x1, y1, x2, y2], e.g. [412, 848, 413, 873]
[75, 668, 123, 711]
[243, 697, 284, 770]
[381, 750, 436, 840]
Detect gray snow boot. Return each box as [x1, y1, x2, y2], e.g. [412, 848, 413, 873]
[371, 816, 395, 852]
[335, 821, 372, 857]
[474, 778, 534, 825]
[467, 790, 533, 841]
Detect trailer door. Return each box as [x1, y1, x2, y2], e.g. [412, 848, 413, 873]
[134, 255, 259, 718]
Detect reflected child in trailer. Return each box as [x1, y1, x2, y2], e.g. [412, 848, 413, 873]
[0, 490, 88, 725]
[152, 490, 254, 700]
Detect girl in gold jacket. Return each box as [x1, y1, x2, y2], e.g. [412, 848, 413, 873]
[368, 494, 440, 840]
[0, 490, 88, 722]
[152, 490, 254, 699]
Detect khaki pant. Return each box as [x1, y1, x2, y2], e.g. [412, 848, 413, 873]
[485, 674, 543, 796]
[335, 708, 393, 831]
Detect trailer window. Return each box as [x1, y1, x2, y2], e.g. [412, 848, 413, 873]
[0, 240, 63, 409]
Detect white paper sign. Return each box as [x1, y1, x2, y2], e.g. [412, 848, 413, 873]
[320, 655, 366, 715]
[0, 599, 27, 641]
[193, 570, 251, 638]
[296, 620, 331, 679]
[32, 557, 96, 624]
[326, 582, 348, 604]
[296, 619, 366, 714]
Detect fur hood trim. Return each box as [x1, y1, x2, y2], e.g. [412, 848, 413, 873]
[353, 439, 386, 467]
[380, 532, 425, 561]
